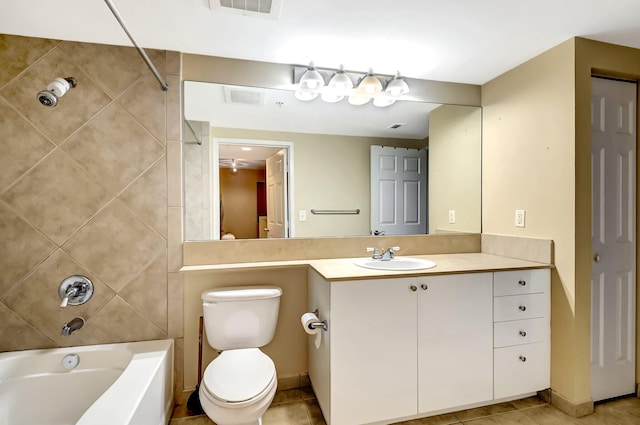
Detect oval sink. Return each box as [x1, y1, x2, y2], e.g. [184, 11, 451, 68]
[354, 257, 437, 271]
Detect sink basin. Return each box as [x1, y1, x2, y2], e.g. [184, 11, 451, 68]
[354, 257, 437, 271]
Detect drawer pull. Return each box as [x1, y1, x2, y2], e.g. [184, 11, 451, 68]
[410, 285, 417, 292]
[518, 280, 527, 286]
[518, 305, 527, 312]
[519, 356, 527, 362]
[519, 330, 527, 337]
[421, 284, 428, 290]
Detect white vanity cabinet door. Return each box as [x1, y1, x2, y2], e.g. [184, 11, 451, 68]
[494, 343, 550, 399]
[331, 278, 418, 425]
[417, 273, 494, 413]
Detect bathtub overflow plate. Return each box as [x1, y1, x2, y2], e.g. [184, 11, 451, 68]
[62, 353, 80, 370]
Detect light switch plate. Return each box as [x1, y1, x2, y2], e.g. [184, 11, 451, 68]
[299, 210, 307, 222]
[515, 210, 526, 227]
[448, 210, 456, 224]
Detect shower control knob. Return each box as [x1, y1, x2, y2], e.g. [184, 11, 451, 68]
[410, 285, 417, 292]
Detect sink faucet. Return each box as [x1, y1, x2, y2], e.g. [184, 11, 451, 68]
[366, 246, 400, 261]
[381, 246, 400, 261]
[61, 317, 85, 336]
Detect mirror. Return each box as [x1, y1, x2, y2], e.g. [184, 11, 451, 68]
[183, 81, 481, 240]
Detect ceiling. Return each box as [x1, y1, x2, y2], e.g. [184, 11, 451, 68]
[3, 0, 640, 85]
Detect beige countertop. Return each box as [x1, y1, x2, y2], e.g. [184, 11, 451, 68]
[181, 252, 552, 280]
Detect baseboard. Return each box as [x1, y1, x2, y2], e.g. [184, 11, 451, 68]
[278, 373, 311, 391]
[550, 390, 594, 417]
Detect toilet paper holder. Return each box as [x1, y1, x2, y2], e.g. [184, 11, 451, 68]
[307, 309, 328, 331]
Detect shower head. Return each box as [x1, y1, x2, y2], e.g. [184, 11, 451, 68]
[37, 77, 77, 107]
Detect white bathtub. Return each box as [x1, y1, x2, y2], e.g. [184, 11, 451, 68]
[0, 339, 174, 425]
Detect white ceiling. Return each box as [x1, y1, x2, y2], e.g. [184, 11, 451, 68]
[3, 0, 640, 85]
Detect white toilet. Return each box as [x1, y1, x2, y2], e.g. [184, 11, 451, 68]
[199, 285, 282, 425]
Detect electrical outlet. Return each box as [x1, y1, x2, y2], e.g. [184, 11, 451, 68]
[299, 210, 307, 222]
[448, 210, 456, 224]
[515, 209, 526, 227]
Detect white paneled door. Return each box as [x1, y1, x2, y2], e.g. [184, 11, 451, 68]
[370, 145, 427, 235]
[591, 76, 637, 402]
[266, 149, 288, 238]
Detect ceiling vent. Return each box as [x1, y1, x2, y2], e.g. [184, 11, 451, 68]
[209, 0, 283, 19]
[223, 86, 267, 105]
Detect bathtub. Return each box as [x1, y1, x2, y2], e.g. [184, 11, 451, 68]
[0, 339, 173, 425]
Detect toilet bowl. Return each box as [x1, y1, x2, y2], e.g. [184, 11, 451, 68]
[199, 348, 277, 425]
[199, 286, 282, 425]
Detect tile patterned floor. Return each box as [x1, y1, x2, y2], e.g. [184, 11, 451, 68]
[170, 389, 640, 425]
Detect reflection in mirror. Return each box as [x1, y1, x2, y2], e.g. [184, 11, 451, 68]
[183, 81, 481, 241]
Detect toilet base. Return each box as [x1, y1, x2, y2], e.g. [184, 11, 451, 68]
[198, 377, 276, 425]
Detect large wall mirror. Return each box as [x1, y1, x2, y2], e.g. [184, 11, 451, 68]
[183, 77, 481, 241]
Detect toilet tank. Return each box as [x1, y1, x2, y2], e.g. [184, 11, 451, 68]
[201, 286, 282, 350]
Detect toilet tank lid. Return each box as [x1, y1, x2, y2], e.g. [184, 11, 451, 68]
[202, 285, 282, 302]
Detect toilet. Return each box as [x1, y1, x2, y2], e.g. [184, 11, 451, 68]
[199, 285, 282, 425]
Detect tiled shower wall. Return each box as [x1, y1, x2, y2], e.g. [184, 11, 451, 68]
[0, 34, 184, 388]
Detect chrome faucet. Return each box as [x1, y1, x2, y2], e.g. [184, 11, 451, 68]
[366, 246, 400, 261]
[61, 317, 85, 336]
[381, 246, 400, 261]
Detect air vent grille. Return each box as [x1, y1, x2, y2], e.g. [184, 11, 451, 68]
[210, 0, 282, 19]
[224, 86, 266, 105]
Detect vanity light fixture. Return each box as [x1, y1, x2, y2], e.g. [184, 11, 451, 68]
[293, 64, 409, 107]
[294, 62, 325, 101]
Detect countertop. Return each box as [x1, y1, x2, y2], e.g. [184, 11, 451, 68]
[181, 252, 552, 281]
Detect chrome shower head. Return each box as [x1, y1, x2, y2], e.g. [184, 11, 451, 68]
[37, 77, 77, 107]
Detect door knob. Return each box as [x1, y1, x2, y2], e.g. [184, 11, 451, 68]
[594, 254, 601, 263]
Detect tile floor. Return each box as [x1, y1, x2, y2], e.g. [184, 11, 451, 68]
[170, 389, 640, 425]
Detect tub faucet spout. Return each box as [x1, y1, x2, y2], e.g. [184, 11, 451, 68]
[61, 317, 85, 336]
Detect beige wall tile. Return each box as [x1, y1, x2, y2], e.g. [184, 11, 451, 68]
[0, 35, 56, 88]
[0, 98, 55, 192]
[0, 47, 112, 144]
[0, 303, 55, 352]
[119, 156, 168, 238]
[166, 75, 182, 142]
[166, 51, 182, 77]
[118, 74, 167, 144]
[69, 296, 166, 346]
[62, 199, 166, 292]
[119, 250, 168, 332]
[3, 249, 116, 344]
[0, 201, 56, 297]
[1, 149, 112, 245]
[167, 141, 183, 208]
[58, 41, 159, 100]
[168, 206, 184, 272]
[61, 103, 165, 196]
[168, 272, 184, 338]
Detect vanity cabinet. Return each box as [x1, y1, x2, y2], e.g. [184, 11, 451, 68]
[493, 269, 550, 398]
[308, 268, 550, 425]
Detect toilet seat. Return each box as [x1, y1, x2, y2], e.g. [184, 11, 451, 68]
[202, 348, 276, 405]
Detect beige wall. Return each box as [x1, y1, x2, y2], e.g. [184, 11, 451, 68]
[429, 105, 482, 233]
[220, 167, 265, 238]
[483, 37, 640, 406]
[0, 34, 185, 393]
[209, 127, 423, 238]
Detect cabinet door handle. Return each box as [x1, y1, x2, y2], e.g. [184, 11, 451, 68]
[518, 305, 527, 312]
[519, 330, 527, 337]
[519, 356, 527, 362]
[421, 284, 428, 290]
[518, 280, 527, 286]
[410, 285, 417, 292]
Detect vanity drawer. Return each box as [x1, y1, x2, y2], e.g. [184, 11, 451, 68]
[494, 269, 549, 296]
[494, 318, 546, 348]
[494, 293, 547, 322]
[494, 342, 550, 398]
